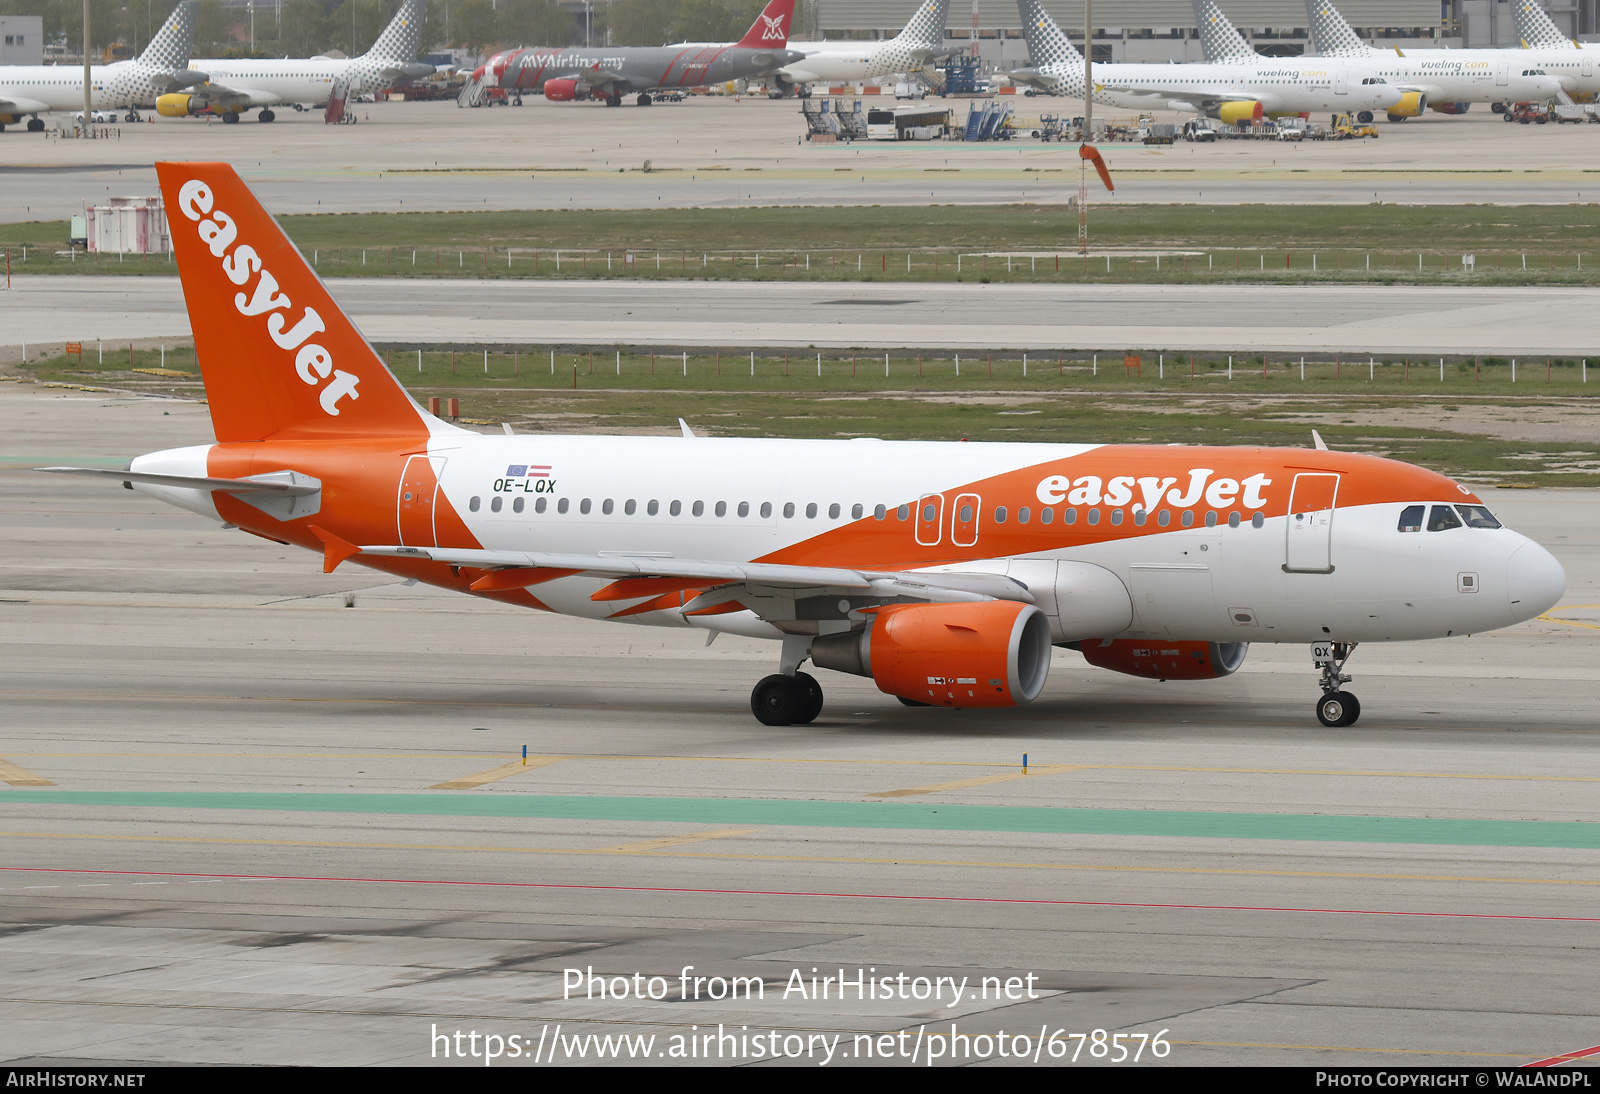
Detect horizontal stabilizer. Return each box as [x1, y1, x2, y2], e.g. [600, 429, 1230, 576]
[35, 466, 320, 494]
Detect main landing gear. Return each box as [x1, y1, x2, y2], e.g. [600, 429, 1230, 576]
[636, 93, 652, 106]
[604, 93, 623, 107]
[751, 672, 824, 726]
[258, 109, 276, 122]
[1312, 641, 1361, 727]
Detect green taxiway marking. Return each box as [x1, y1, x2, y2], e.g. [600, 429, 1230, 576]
[3, 791, 1598, 849]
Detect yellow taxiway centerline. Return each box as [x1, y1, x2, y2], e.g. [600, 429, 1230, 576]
[2, 830, 1595, 888]
[0, 758, 54, 787]
[595, 829, 759, 854]
[867, 765, 1082, 798]
[427, 756, 565, 790]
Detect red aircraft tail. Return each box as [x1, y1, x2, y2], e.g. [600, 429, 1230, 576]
[736, 0, 796, 47]
[155, 162, 429, 444]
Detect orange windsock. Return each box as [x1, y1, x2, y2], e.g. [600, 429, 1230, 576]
[1079, 143, 1114, 193]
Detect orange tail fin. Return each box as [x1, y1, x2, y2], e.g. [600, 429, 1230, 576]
[155, 162, 429, 444]
[736, 0, 795, 47]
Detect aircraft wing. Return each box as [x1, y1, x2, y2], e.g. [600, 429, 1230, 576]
[0, 94, 51, 114]
[187, 80, 282, 108]
[1094, 81, 1271, 109]
[353, 543, 1034, 612]
[149, 69, 211, 92]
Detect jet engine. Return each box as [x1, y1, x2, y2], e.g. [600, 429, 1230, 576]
[1386, 91, 1428, 120]
[157, 94, 197, 117]
[544, 78, 581, 102]
[1208, 100, 1264, 125]
[810, 600, 1052, 708]
[1076, 639, 1248, 681]
[1430, 101, 1470, 115]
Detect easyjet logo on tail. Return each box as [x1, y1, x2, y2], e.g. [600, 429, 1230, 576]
[1036, 468, 1273, 510]
[176, 179, 360, 417]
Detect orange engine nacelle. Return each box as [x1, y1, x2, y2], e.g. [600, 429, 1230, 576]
[811, 600, 1053, 708]
[544, 78, 581, 102]
[1077, 639, 1248, 681]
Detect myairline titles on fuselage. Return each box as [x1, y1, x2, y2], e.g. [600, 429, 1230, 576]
[40, 161, 1567, 734]
[480, 0, 804, 106]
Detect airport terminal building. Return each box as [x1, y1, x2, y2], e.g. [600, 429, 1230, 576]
[805, 1, 1596, 62]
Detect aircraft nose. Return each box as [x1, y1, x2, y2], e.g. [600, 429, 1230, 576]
[1506, 540, 1565, 622]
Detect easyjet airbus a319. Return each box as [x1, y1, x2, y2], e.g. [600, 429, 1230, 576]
[44, 164, 1565, 727]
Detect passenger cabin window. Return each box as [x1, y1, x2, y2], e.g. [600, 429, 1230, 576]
[557, 498, 570, 514]
[625, 499, 636, 515]
[1398, 505, 1424, 532]
[874, 504, 887, 520]
[737, 501, 749, 517]
[579, 499, 591, 515]
[469, 496, 481, 512]
[1428, 505, 1462, 531]
[513, 497, 525, 513]
[1456, 505, 1501, 529]
[536, 497, 548, 514]
[715, 501, 727, 517]
[491, 497, 503, 513]
[761, 502, 773, 518]
[851, 504, 863, 520]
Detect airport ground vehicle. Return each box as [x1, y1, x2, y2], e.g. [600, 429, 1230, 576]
[1506, 101, 1552, 124]
[43, 163, 1566, 730]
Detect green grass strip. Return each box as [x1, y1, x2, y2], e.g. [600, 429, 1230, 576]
[3, 791, 1596, 849]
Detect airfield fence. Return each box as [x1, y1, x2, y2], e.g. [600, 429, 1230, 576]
[3, 244, 1598, 286]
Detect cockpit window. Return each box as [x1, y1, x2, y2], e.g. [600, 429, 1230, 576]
[1397, 505, 1424, 533]
[1428, 505, 1463, 531]
[1456, 505, 1502, 529]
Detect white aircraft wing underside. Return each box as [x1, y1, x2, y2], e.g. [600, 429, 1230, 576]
[0, 94, 51, 114]
[358, 544, 1033, 607]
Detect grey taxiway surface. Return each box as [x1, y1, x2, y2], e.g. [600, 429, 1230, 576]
[3, 98, 1599, 223]
[1, 384, 1598, 1067]
[11, 276, 1600, 357]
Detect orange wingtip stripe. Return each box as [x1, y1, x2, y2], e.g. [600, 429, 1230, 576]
[309, 525, 361, 573]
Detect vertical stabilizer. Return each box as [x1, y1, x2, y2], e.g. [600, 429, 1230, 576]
[137, 1, 199, 70]
[897, 0, 952, 48]
[1017, 0, 1082, 68]
[736, 0, 796, 47]
[1193, 0, 1259, 64]
[1513, 1, 1578, 49]
[1304, 0, 1373, 58]
[155, 162, 432, 443]
[365, 0, 427, 61]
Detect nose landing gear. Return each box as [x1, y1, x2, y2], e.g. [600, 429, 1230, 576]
[1312, 641, 1360, 727]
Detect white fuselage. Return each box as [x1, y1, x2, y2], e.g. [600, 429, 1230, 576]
[779, 37, 937, 84]
[0, 60, 177, 114]
[183, 56, 364, 107]
[130, 434, 1564, 650]
[1027, 58, 1406, 115]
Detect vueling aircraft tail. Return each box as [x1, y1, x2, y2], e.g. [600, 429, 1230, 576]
[155, 161, 434, 443]
[137, 2, 199, 71]
[366, 0, 428, 62]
